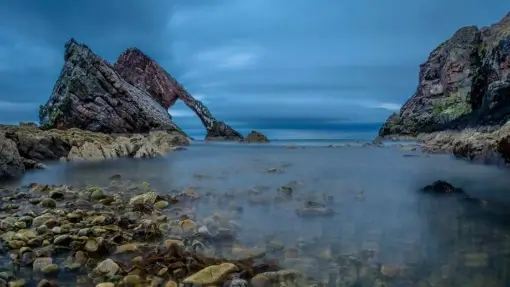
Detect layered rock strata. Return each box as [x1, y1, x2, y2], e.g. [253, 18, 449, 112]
[38, 39, 182, 134]
[378, 12, 510, 164]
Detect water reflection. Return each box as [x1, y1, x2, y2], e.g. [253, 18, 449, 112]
[3, 143, 510, 286]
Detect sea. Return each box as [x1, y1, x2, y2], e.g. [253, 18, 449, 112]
[4, 134, 510, 286]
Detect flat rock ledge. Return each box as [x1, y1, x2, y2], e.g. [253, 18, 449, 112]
[379, 124, 510, 166]
[0, 123, 189, 180]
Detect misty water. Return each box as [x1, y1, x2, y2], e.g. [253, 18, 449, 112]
[4, 140, 510, 286]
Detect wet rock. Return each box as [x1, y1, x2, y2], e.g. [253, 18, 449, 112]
[179, 219, 197, 234]
[241, 131, 270, 143]
[129, 192, 158, 205]
[36, 279, 52, 287]
[0, 218, 16, 231]
[33, 257, 53, 272]
[464, 252, 488, 267]
[421, 180, 464, 194]
[123, 274, 142, 285]
[85, 238, 99, 252]
[183, 263, 238, 285]
[92, 259, 120, 278]
[8, 279, 26, 287]
[0, 132, 24, 180]
[90, 187, 106, 201]
[32, 214, 56, 228]
[154, 200, 169, 210]
[41, 264, 60, 276]
[380, 265, 401, 278]
[40, 198, 57, 209]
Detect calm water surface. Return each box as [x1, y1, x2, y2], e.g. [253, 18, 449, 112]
[4, 140, 510, 286]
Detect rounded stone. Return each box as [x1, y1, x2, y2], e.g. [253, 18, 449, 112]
[40, 198, 57, 209]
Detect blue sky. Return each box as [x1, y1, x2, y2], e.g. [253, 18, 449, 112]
[0, 0, 508, 139]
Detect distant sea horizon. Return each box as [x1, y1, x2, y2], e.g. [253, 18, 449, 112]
[4, 120, 387, 142]
[185, 122, 385, 141]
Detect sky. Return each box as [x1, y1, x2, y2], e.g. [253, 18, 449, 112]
[0, 0, 509, 139]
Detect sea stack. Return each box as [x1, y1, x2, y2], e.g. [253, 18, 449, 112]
[38, 39, 182, 134]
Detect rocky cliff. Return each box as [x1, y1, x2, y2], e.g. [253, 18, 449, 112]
[379, 12, 510, 137]
[114, 48, 243, 141]
[38, 39, 183, 134]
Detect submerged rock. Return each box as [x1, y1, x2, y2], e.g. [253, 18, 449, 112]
[38, 38, 182, 134]
[421, 180, 464, 194]
[183, 263, 238, 285]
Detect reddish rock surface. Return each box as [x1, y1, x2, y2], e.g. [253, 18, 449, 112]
[39, 39, 181, 134]
[113, 48, 178, 109]
[378, 11, 510, 165]
[379, 11, 510, 137]
[114, 48, 243, 141]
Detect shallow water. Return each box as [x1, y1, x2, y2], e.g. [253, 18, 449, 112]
[4, 141, 510, 286]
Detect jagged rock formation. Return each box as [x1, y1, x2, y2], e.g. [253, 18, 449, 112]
[113, 48, 243, 140]
[0, 131, 24, 180]
[379, 12, 510, 137]
[38, 39, 183, 134]
[0, 123, 189, 180]
[241, 131, 270, 143]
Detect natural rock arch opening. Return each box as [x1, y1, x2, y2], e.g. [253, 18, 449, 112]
[113, 47, 243, 140]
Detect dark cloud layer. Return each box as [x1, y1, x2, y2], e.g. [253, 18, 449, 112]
[0, 0, 509, 138]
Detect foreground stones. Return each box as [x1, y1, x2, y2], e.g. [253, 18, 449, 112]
[0, 176, 506, 286]
[0, 180, 333, 287]
[0, 123, 188, 180]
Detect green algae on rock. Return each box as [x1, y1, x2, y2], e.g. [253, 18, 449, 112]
[377, 11, 510, 165]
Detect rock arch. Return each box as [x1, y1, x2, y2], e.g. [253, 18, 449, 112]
[113, 48, 243, 140]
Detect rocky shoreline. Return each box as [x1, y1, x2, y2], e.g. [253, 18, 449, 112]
[0, 37, 276, 181]
[0, 174, 398, 287]
[0, 123, 189, 180]
[378, 11, 510, 166]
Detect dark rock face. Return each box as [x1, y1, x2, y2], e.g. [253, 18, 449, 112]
[39, 39, 182, 134]
[205, 122, 243, 141]
[379, 12, 510, 136]
[420, 180, 464, 194]
[241, 131, 270, 143]
[0, 131, 24, 180]
[114, 48, 243, 140]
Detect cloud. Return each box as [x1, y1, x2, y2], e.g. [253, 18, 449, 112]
[1, 0, 508, 139]
[0, 101, 39, 111]
[368, 102, 401, 111]
[193, 46, 261, 70]
[169, 109, 195, 118]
